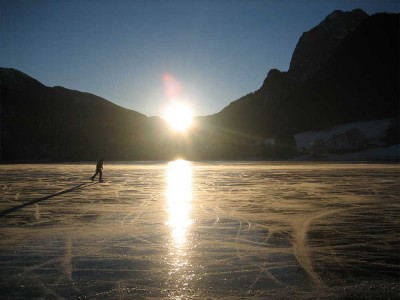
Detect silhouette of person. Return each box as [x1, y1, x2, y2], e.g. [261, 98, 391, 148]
[91, 158, 104, 182]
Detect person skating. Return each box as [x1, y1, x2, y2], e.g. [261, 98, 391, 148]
[91, 158, 104, 182]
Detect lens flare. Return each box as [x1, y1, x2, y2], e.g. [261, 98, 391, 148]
[163, 73, 182, 98]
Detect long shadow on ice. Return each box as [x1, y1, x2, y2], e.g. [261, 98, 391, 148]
[0, 182, 97, 217]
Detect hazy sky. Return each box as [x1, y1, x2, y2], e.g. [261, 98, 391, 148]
[1, 0, 399, 117]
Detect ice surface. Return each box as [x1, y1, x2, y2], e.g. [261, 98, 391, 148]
[0, 162, 399, 299]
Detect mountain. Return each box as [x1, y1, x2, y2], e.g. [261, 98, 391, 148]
[1, 9, 399, 161]
[0, 68, 169, 161]
[289, 9, 368, 82]
[202, 10, 399, 157]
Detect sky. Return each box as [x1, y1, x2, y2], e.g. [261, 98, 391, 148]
[1, 0, 399, 117]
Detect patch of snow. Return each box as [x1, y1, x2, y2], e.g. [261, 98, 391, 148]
[295, 119, 392, 150]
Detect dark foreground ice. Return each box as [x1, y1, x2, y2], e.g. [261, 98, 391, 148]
[0, 162, 399, 299]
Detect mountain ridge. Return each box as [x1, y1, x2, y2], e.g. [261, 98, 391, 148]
[1, 9, 399, 161]
[1, 67, 152, 161]
[206, 11, 399, 137]
[1, 67, 146, 118]
[289, 8, 369, 82]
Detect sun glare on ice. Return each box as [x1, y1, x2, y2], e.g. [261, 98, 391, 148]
[163, 102, 193, 132]
[166, 159, 193, 246]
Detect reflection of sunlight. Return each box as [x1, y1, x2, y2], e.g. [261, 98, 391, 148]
[165, 160, 195, 298]
[166, 159, 193, 247]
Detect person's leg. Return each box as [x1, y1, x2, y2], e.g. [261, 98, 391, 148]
[99, 170, 103, 182]
[91, 171, 98, 180]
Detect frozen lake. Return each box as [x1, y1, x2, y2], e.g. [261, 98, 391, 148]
[0, 162, 399, 299]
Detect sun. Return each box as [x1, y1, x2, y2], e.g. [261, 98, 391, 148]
[163, 102, 194, 132]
